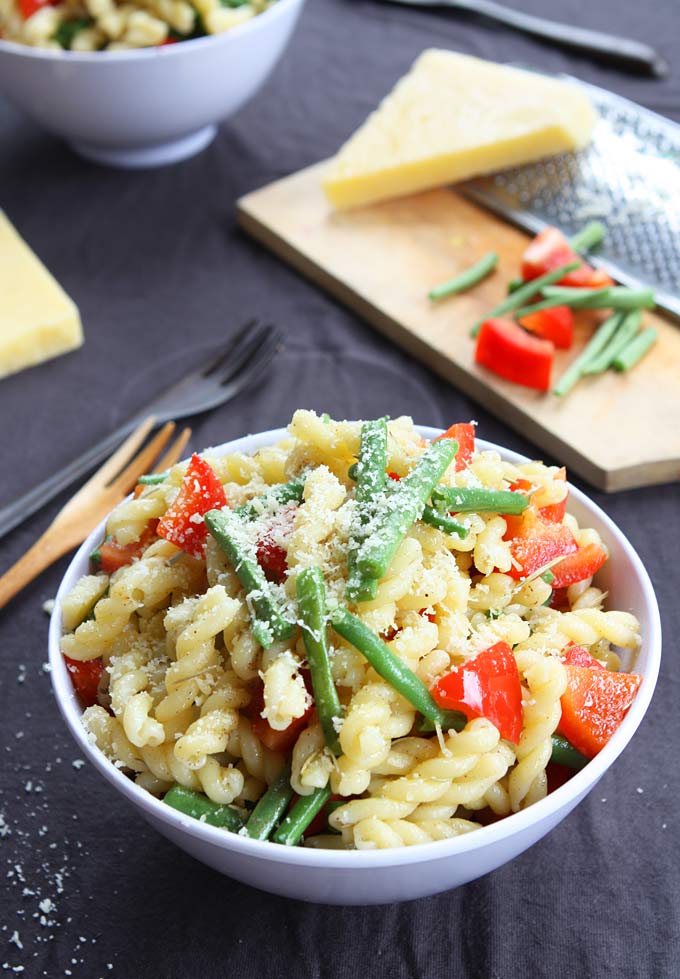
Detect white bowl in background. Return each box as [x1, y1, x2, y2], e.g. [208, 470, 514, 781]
[48, 428, 661, 905]
[0, 0, 305, 168]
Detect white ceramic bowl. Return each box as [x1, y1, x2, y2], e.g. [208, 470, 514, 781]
[0, 0, 305, 167]
[48, 427, 661, 905]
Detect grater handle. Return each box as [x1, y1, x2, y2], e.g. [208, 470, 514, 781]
[381, 0, 669, 78]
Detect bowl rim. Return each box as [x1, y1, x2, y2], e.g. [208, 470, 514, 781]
[0, 0, 302, 63]
[48, 425, 662, 869]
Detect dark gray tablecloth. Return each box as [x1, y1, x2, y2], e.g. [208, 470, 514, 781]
[1, 2, 678, 976]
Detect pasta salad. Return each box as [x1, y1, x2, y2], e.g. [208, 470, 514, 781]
[60, 411, 642, 850]
[0, 0, 275, 52]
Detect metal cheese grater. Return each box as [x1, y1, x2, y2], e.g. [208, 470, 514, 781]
[461, 74, 680, 321]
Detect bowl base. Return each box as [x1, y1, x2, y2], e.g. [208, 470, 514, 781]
[68, 124, 217, 169]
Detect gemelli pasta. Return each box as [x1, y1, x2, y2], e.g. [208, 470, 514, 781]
[0, 0, 276, 52]
[61, 411, 642, 850]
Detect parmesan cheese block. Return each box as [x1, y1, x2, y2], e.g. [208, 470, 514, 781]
[323, 50, 597, 210]
[0, 212, 83, 380]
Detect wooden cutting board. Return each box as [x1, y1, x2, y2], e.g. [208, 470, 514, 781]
[237, 161, 680, 492]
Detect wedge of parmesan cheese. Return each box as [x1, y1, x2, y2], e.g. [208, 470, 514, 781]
[0, 211, 83, 380]
[323, 50, 597, 210]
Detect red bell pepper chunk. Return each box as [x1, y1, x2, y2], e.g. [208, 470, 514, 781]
[475, 318, 554, 391]
[157, 454, 227, 558]
[19, 0, 54, 18]
[551, 541, 607, 589]
[431, 641, 523, 744]
[521, 227, 613, 290]
[255, 502, 297, 583]
[504, 508, 577, 580]
[98, 521, 159, 574]
[561, 645, 605, 670]
[508, 467, 567, 524]
[558, 665, 641, 758]
[435, 422, 476, 471]
[64, 656, 104, 709]
[519, 305, 574, 350]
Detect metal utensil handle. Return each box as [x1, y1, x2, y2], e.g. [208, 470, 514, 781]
[0, 418, 143, 541]
[384, 0, 668, 77]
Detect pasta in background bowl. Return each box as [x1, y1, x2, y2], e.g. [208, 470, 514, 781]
[48, 418, 661, 905]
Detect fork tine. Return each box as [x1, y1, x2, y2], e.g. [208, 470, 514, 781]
[216, 322, 278, 385]
[201, 318, 260, 377]
[219, 327, 284, 391]
[153, 427, 191, 473]
[86, 416, 157, 488]
[108, 421, 176, 493]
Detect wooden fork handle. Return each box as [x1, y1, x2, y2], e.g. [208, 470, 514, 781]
[0, 530, 71, 611]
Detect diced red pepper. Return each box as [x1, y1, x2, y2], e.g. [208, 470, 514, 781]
[551, 541, 607, 589]
[19, 0, 54, 18]
[561, 645, 605, 670]
[431, 641, 523, 744]
[546, 761, 575, 794]
[157, 454, 227, 558]
[508, 467, 567, 524]
[255, 502, 297, 583]
[64, 656, 103, 708]
[521, 226, 613, 290]
[98, 521, 158, 574]
[519, 305, 574, 349]
[503, 508, 577, 580]
[435, 422, 476, 471]
[549, 587, 570, 612]
[558, 665, 641, 759]
[387, 472, 401, 481]
[475, 318, 554, 391]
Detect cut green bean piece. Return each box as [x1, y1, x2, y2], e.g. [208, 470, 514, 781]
[244, 765, 294, 840]
[470, 261, 580, 337]
[418, 709, 467, 733]
[297, 568, 343, 754]
[330, 608, 445, 724]
[346, 419, 388, 602]
[428, 251, 498, 302]
[421, 505, 469, 537]
[507, 276, 524, 295]
[164, 785, 245, 832]
[272, 785, 332, 846]
[569, 221, 606, 253]
[430, 486, 529, 515]
[552, 312, 624, 397]
[205, 508, 295, 648]
[541, 285, 655, 310]
[513, 288, 611, 320]
[236, 477, 306, 522]
[613, 327, 658, 372]
[582, 309, 642, 375]
[541, 570, 555, 585]
[550, 735, 589, 770]
[356, 438, 457, 580]
[137, 472, 168, 485]
[53, 17, 91, 48]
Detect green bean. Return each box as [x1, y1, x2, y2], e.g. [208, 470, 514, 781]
[550, 735, 589, 770]
[418, 709, 467, 733]
[612, 327, 658, 372]
[421, 505, 469, 537]
[53, 17, 91, 48]
[330, 608, 444, 724]
[430, 486, 529, 515]
[236, 477, 306, 522]
[137, 472, 168, 485]
[296, 568, 342, 754]
[541, 285, 655, 310]
[541, 570, 555, 585]
[569, 221, 606, 253]
[163, 785, 245, 832]
[507, 276, 524, 295]
[513, 288, 611, 320]
[346, 419, 388, 602]
[347, 462, 359, 482]
[470, 261, 580, 337]
[356, 438, 457, 580]
[581, 309, 642, 375]
[272, 786, 332, 846]
[205, 508, 295, 648]
[89, 544, 102, 568]
[428, 251, 498, 302]
[244, 765, 294, 841]
[552, 312, 624, 397]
